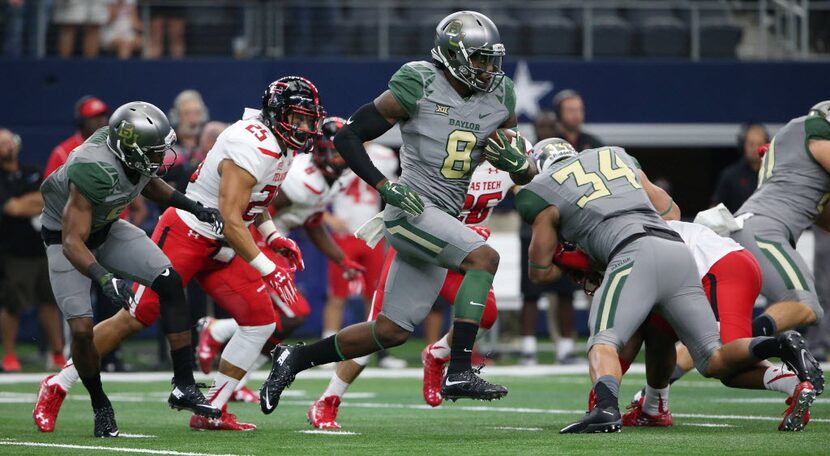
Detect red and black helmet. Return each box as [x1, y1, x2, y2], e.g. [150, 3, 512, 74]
[261, 76, 325, 150]
[312, 116, 348, 179]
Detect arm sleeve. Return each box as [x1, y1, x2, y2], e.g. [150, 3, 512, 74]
[334, 103, 393, 188]
[501, 76, 516, 119]
[388, 63, 426, 118]
[66, 161, 119, 205]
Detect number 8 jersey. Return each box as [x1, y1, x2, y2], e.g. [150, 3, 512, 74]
[180, 108, 295, 238]
[388, 61, 515, 216]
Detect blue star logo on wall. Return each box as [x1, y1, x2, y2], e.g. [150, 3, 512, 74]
[512, 60, 553, 120]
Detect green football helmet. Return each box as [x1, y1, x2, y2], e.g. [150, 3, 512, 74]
[430, 11, 506, 93]
[808, 100, 830, 122]
[107, 101, 176, 177]
[533, 138, 578, 172]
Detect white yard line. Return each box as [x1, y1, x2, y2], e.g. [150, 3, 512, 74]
[491, 426, 543, 431]
[680, 423, 735, 428]
[297, 430, 360, 436]
[0, 439, 240, 456]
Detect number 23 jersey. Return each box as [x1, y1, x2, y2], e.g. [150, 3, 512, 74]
[180, 108, 295, 238]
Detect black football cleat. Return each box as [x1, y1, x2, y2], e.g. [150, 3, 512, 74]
[440, 368, 508, 402]
[168, 382, 221, 418]
[260, 344, 300, 414]
[777, 331, 824, 395]
[560, 405, 622, 434]
[93, 406, 119, 438]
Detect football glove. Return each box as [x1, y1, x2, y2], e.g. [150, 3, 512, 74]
[262, 266, 298, 305]
[266, 233, 304, 272]
[193, 203, 224, 236]
[98, 273, 135, 309]
[484, 130, 529, 174]
[378, 181, 425, 217]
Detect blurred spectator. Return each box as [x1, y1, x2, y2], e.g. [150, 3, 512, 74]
[518, 111, 584, 366]
[145, 3, 186, 58]
[101, 0, 142, 59]
[552, 89, 602, 150]
[191, 120, 227, 165]
[44, 95, 109, 178]
[711, 123, 769, 213]
[166, 89, 208, 190]
[0, 128, 64, 372]
[53, 0, 109, 57]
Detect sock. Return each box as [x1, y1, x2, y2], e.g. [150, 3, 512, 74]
[49, 361, 79, 391]
[322, 329, 337, 339]
[749, 336, 780, 360]
[452, 270, 495, 322]
[642, 385, 669, 415]
[80, 373, 111, 409]
[322, 374, 350, 399]
[292, 336, 344, 373]
[752, 314, 778, 337]
[207, 372, 239, 409]
[593, 375, 620, 410]
[209, 319, 239, 344]
[521, 336, 537, 355]
[763, 366, 800, 395]
[170, 346, 195, 387]
[668, 364, 686, 385]
[430, 334, 451, 359]
[448, 321, 479, 375]
[556, 337, 575, 360]
[236, 354, 268, 391]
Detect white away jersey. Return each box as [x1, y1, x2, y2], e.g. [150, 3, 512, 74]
[667, 220, 744, 280]
[459, 160, 514, 226]
[274, 153, 346, 233]
[331, 143, 399, 233]
[179, 108, 295, 238]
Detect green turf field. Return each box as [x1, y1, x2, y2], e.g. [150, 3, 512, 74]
[0, 365, 827, 456]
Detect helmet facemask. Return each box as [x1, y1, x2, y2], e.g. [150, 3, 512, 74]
[276, 104, 325, 150]
[109, 121, 177, 177]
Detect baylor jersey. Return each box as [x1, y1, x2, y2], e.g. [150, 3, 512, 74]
[737, 115, 830, 241]
[516, 146, 668, 268]
[40, 127, 151, 233]
[388, 61, 515, 215]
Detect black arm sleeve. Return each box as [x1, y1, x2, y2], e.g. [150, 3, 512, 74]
[333, 102, 394, 189]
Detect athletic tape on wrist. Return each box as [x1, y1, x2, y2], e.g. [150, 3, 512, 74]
[249, 252, 276, 275]
[258, 219, 279, 240]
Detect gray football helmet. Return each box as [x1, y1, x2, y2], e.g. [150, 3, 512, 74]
[808, 100, 830, 121]
[431, 11, 506, 93]
[533, 138, 578, 172]
[107, 101, 176, 176]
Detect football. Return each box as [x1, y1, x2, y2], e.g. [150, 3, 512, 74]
[487, 128, 519, 148]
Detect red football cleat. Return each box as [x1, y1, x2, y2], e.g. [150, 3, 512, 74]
[622, 395, 673, 427]
[33, 374, 67, 432]
[307, 395, 341, 429]
[421, 344, 449, 407]
[189, 406, 256, 431]
[3, 353, 21, 372]
[232, 386, 260, 404]
[196, 317, 222, 374]
[779, 381, 815, 431]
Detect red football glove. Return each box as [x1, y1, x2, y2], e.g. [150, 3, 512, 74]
[757, 143, 770, 158]
[553, 243, 591, 273]
[468, 225, 491, 241]
[339, 257, 367, 280]
[262, 266, 298, 305]
[266, 233, 304, 272]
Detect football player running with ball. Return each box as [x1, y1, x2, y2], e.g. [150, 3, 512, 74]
[35, 102, 224, 437]
[260, 10, 537, 414]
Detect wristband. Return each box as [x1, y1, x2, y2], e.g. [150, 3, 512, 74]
[528, 261, 553, 270]
[659, 199, 674, 217]
[257, 219, 279, 241]
[249, 252, 276, 275]
[88, 262, 110, 283]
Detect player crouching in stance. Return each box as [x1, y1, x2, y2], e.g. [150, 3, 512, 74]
[260, 10, 538, 415]
[34, 102, 224, 437]
[519, 138, 823, 434]
[34, 78, 323, 433]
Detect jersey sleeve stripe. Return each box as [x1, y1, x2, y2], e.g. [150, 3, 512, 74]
[257, 147, 281, 158]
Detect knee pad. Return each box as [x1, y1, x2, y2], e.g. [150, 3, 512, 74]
[152, 268, 189, 333]
[222, 323, 275, 371]
[151, 268, 183, 298]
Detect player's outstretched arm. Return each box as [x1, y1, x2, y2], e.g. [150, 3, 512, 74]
[638, 169, 681, 220]
[527, 205, 564, 284]
[142, 178, 223, 234]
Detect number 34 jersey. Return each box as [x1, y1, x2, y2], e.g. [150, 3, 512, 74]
[516, 146, 668, 268]
[180, 108, 295, 239]
[388, 60, 515, 215]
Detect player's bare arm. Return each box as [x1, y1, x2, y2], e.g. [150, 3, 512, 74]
[304, 220, 347, 265]
[218, 159, 261, 261]
[60, 184, 97, 275]
[527, 205, 563, 284]
[499, 113, 538, 185]
[808, 138, 830, 174]
[142, 178, 223, 234]
[638, 169, 681, 220]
